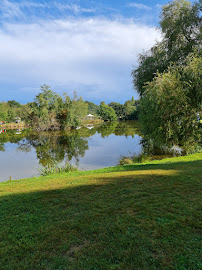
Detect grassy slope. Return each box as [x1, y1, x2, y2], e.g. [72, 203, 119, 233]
[0, 154, 201, 270]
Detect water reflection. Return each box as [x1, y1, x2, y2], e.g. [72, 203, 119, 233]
[0, 121, 142, 181]
[17, 133, 89, 167]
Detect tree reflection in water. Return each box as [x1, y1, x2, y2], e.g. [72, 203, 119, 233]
[17, 133, 89, 167]
[0, 121, 142, 168]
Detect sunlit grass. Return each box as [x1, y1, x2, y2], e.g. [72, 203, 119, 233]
[0, 153, 201, 269]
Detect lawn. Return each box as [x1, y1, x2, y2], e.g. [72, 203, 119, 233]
[0, 154, 201, 270]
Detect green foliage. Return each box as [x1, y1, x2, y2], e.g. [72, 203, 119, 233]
[123, 98, 139, 120]
[118, 157, 134, 165]
[37, 162, 77, 176]
[132, 0, 202, 150]
[85, 101, 99, 114]
[28, 86, 88, 131]
[58, 92, 88, 129]
[160, 0, 201, 62]
[108, 97, 139, 120]
[132, 0, 201, 95]
[0, 103, 8, 122]
[132, 44, 168, 96]
[0, 101, 24, 123]
[31, 85, 61, 130]
[98, 103, 117, 121]
[108, 102, 125, 119]
[7, 100, 22, 108]
[119, 153, 148, 165]
[140, 58, 202, 147]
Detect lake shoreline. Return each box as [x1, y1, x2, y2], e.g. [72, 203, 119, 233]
[1, 152, 201, 183]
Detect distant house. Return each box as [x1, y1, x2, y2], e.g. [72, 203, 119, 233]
[14, 117, 21, 124]
[86, 114, 94, 120]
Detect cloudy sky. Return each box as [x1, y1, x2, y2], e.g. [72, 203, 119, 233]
[0, 0, 190, 104]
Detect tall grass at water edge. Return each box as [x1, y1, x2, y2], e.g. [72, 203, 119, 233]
[37, 162, 77, 176]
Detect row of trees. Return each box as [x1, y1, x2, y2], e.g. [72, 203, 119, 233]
[0, 85, 139, 131]
[0, 85, 88, 131]
[85, 97, 139, 121]
[132, 0, 201, 150]
[108, 97, 139, 120]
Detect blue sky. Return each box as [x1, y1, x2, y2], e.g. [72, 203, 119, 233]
[0, 0, 194, 104]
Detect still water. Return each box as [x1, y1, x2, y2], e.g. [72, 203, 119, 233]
[0, 121, 142, 182]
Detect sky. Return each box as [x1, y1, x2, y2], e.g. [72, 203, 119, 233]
[0, 0, 194, 104]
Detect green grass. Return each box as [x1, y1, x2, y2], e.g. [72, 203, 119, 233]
[0, 154, 201, 270]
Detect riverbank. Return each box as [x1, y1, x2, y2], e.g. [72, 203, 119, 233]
[81, 118, 104, 125]
[0, 153, 201, 269]
[0, 122, 27, 129]
[1, 119, 103, 130]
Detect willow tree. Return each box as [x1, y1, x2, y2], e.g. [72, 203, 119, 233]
[132, 0, 201, 96]
[139, 54, 202, 149]
[132, 0, 202, 151]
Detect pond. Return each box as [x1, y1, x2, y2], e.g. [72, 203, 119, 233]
[0, 121, 144, 182]
[0, 120, 184, 182]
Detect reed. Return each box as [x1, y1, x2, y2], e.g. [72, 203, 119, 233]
[37, 162, 77, 176]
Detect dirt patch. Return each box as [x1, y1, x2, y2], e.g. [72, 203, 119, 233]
[65, 241, 90, 261]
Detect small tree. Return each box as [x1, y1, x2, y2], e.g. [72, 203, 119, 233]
[98, 103, 117, 121]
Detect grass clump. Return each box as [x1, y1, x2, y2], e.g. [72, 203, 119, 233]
[119, 153, 148, 165]
[37, 162, 77, 176]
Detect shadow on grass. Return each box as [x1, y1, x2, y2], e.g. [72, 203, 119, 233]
[0, 160, 201, 270]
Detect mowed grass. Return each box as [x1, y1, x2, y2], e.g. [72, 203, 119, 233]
[0, 154, 201, 270]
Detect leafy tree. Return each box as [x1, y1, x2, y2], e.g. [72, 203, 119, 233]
[8, 100, 22, 108]
[98, 103, 117, 121]
[124, 98, 139, 120]
[85, 101, 99, 114]
[71, 92, 88, 125]
[58, 92, 88, 128]
[0, 103, 9, 122]
[132, 44, 168, 96]
[108, 102, 125, 119]
[132, 0, 202, 151]
[108, 98, 139, 120]
[0, 102, 22, 122]
[139, 56, 201, 148]
[132, 0, 201, 95]
[30, 85, 61, 130]
[160, 0, 201, 62]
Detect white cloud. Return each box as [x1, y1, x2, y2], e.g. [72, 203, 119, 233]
[0, 0, 95, 19]
[0, 0, 23, 18]
[0, 18, 161, 102]
[54, 3, 95, 14]
[127, 3, 152, 11]
[0, 0, 49, 19]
